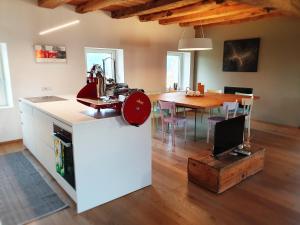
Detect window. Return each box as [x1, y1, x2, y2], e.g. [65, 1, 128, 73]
[166, 52, 182, 90]
[84, 47, 124, 83]
[0, 43, 13, 108]
[166, 51, 192, 91]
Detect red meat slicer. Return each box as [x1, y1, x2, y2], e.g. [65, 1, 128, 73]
[77, 64, 151, 126]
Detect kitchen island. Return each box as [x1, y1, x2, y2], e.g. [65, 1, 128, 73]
[19, 96, 152, 213]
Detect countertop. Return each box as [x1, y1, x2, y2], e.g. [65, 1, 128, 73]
[19, 95, 121, 126]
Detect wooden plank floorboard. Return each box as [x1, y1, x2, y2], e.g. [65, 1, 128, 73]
[0, 120, 300, 225]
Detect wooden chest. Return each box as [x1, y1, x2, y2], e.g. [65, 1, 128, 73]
[188, 146, 265, 193]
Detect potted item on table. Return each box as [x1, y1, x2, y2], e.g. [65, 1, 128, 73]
[185, 87, 202, 97]
[198, 83, 205, 95]
[173, 82, 178, 91]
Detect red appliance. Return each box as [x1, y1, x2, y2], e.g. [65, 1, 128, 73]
[77, 74, 151, 126]
[122, 91, 151, 127]
[77, 77, 122, 111]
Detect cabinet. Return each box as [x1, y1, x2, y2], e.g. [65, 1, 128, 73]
[20, 100, 67, 169]
[35, 138, 56, 176]
[188, 146, 265, 193]
[19, 99, 76, 201]
[19, 101, 64, 177]
[34, 109, 54, 148]
[19, 98, 151, 213]
[19, 101, 35, 154]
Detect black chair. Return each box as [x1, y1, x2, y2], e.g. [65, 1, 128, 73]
[224, 86, 253, 95]
[224, 86, 253, 109]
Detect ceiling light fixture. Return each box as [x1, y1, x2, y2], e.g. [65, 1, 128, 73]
[178, 25, 213, 51]
[39, 20, 80, 35]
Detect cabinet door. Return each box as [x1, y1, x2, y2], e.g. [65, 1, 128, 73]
[33, 109, 54, 148]
[35, 138, 56, 177]
[21, 121, 30, 149]
[32, 109, 56, 176]
[19, 101, 27, 147]
[19, 102, 35, 153]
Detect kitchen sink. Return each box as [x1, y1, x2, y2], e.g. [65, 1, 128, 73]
[25, 96, 68, 103]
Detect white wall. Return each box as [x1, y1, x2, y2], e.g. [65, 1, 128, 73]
[195, 17, 300, 127]
[0, 0, 193, 142]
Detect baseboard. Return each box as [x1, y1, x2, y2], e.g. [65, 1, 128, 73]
[252, 119, 298, 129]
[0, 139, 23, 146]
[251, 120, 300, 139]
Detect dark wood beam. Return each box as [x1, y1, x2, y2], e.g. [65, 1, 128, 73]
[76, 0, 129, 13]
[159, 3, 254, 25]
[234, 0, 300, 16]
[111, 0, 203, 19]
[139, 0, 222, 22]
[38, 0, 72, 8]
[198, 12, 281, 27]
[180, 10, 280, 26]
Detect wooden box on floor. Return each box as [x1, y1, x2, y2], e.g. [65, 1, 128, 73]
[188, 146, 265, 193]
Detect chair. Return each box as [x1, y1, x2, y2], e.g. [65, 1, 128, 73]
[207, 101, 239, 143]
[224, 86, 253, 95]
[235, 92, 254, 97]
[239, 97, 254, 143]
[151, 100, 160, 130]
[158, 100, 187, 147]
[207, 89, 222, 94]
[207, 89, 223, 115]
[235, 92, 254, 113]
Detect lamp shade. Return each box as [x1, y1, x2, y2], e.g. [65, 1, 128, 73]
[178, 38, 213, 51]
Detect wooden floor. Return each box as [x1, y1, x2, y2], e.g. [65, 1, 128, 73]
[1, 118, 300, 225]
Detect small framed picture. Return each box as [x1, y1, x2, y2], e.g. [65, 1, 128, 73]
[34, 45, 67, 63]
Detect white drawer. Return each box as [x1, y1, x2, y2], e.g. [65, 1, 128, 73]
[19, 101, 33, 116]
[33, 109, 54, 148]
[35, 138, 56, 177]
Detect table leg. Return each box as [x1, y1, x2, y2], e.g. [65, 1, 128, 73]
[194, 108, 197, 141]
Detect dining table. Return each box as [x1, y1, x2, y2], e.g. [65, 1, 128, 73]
[149, 91, 260, 140]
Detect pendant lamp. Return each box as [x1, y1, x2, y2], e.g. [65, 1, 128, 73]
[178, 25, 213, 51]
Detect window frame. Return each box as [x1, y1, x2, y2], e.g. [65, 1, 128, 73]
[0, 43, 13, 109]
[84, 47, 117, 80]
[166, 51, 184, 90]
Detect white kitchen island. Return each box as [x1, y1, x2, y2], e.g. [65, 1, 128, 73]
[19, 96, 152, 213]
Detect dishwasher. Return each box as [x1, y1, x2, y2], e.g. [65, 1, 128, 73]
[53, 124, 76, 189]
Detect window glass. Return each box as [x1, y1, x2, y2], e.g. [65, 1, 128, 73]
[166, 53, 181, 90]
[0, 43, 12, 108]
[0, 54, 8, 106]
[85, 49, 115, 79]
[166, 51, 192, 91]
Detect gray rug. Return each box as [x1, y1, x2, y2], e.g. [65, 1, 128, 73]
[0, 152, 68, 225]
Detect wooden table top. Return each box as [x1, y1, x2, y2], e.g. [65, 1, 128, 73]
[148, 92, 260, 109]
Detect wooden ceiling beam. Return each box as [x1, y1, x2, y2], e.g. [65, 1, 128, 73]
[76, 0, 129, 13]
[111, 0, 204, 19]
[180, 10, 280, 26]
[139, 0, 224, 22]
[159, 3, 256, 25]
[195, 12, 281, 27]
[233, 0, 300, 16]
[38, 0, 72, 8]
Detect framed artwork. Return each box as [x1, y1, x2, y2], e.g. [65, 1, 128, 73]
[223, 38, 260, 72]
[34, 45, 67, 63]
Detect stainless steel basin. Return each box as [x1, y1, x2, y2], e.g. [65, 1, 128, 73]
[25, 96, 67, 103]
